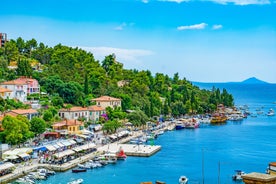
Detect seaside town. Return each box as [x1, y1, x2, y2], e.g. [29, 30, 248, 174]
[0, 33, 276, 184]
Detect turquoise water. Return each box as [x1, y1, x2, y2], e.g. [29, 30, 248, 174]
[39, 84, 276, 184]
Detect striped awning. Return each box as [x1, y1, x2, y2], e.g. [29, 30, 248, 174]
[53, 149, 75, 159]
[0, 162, 15, 171]
[60, 140, 72, 147]
[68, 139, 76, 145]
[45, 144, 56, 151]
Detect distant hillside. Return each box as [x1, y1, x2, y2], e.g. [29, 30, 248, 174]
[192, 77, 269, 85]
[241, 77, 268, 84]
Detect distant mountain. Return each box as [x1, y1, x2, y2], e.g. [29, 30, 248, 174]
[241, 77, 268, 84]
[192, 77, 269, 85]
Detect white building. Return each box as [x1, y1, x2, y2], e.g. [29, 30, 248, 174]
[0, 87, 12, 100]
[91, 96, 121, 109]
[0, 80, 28, 102]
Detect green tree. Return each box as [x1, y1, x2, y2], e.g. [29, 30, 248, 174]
[43, 110, 53, 122]
[30, 117, 46, 136]
[2, 115, 33, 145]
[127, 110, 148, 127]
[16, 58, 33, 77]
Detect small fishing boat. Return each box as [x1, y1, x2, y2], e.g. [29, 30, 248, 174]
[232, 170, 246, 181]
[72, 168, 87, 173]
[67, 178, 84, 184]
[179, 175, 188, 184]
[116, 148, 127, 160]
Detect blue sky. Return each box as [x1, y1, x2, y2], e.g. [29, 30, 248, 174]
[1, 0, 276, 83]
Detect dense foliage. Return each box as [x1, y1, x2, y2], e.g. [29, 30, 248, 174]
[0, 37, 234, 118]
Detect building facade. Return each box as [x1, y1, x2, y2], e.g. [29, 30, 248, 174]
[91, 96, 121, 109]
[0, 33, 7, 48]
[0, 80, 28, 102]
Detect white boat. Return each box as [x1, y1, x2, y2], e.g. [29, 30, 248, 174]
[232, 170, 246, 181]
[67, 178, 84, 184]
[179, 175, 188, 184]
[267, 109, 275, 116]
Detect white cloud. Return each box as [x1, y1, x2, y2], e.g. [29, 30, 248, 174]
[142, 0, 149, 3]
[80, 46, 154, 63]
[207, 0, 271, 5]
[177, 23, 208, 30]
[114, 22, 135, 31]
[212, 24, 223, 30]
[114, 22, 127, 30]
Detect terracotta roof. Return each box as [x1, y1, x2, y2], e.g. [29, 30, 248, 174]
[3, 112, 18, 117]
[52, 119, 83, 127]
[15, 77, 38, 84]
[0, 87, 12, 93]
[0, 77, 38, 86]
[92, 96, 121, 102]
[10, 109, 38, 115]
[88, 105, 105, 111]
[59, 106, 88, 112]
[1, 80, 27, 85]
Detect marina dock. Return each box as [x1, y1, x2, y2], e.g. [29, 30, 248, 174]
[98, 143, 161, 157]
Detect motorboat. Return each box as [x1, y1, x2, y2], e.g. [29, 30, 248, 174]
[232, 170, 246, 181]
[72, 168, 87, 173]
[175, 121, 185, 130]
[266, 162, 276, 175]
[116, 148, 127, 160]
[67, 178, 84, 184]
[179, 176, 188, 184]
[267, 109, 275, 116]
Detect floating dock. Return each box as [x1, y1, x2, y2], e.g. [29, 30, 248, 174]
[98, 143, 161, 157]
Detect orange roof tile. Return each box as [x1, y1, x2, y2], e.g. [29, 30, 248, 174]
[1, 80, 27, 85]
[59, 106, 88, 112]
[53, 119, 83, 127]
[88, 105, 105, 111]
[0, 87, 12, 93]
[92, 96, 121, 102]
[10, 109, 38, 115]
[4, 112, 18, 117]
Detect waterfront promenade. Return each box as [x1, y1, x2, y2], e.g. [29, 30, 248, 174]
[0, 122, 175, 183]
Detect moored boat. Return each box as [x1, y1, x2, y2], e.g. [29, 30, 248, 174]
[210, 113, 227, 124]
[72, 168, 87, 173]
[266, 162, 276, 175]
[175, 121, 185, 130]
[67, 178, 84, 184]
[116, 148, 127, 160]
[232, 170, 246, 181]
[179, 175, 188, 184]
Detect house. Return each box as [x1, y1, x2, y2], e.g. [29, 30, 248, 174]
[0, 77, 40, 103]
[0, 87, 12, 100]
[87, 105, 105, 123]
[58, 106, 89, 121]
[0, 80, 28, 102]
[91, 96, 121, 109]
[52, 119, 84, 135]
[5, 109, 39, 120]
[12, 76, 40, 95]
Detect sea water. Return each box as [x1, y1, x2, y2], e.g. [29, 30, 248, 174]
[38, 83, 276, 184]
